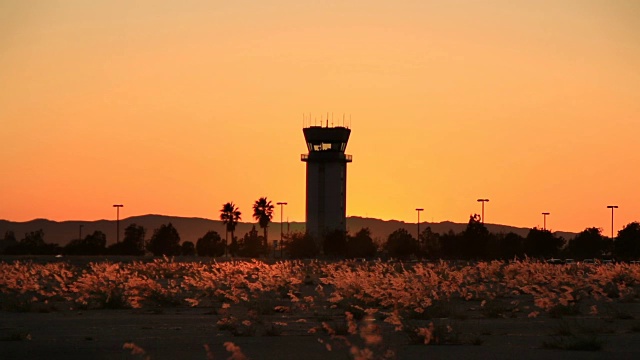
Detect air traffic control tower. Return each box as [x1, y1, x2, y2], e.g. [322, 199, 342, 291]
[301, 124, 352, 239]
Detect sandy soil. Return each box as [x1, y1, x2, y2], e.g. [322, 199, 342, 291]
[2, 305, 640, 360]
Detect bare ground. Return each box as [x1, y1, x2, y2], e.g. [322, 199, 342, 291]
[2, 304, 640, 360]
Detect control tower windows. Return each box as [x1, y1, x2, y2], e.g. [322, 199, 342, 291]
[308, 142, 347, 152]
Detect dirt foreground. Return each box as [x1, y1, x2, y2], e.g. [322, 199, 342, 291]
[2, 306, 640, 360]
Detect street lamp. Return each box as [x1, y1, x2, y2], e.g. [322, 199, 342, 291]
[607, 205, 618, 240]
[277, 202, 287, 258]
[415, 208, 424, 242]
[477, 199, 489, 224]
[542, 212, 550, 231]
[113, 204, 124, 243]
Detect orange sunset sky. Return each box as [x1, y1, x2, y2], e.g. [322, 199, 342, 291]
[1, 1, 639, 233]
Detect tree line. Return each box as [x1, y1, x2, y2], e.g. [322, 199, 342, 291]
[2, 210, 639, 261]
[0, 197, 276, 257]
[284, 214, 640, 261]
[382, 215, 640, 262]
[0, 222, 258, 257]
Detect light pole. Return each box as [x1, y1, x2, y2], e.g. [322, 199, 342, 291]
[113, 204, 123, 243]
[277, 202, 287, 258]
[477, 199, 489, 224]
[607, 205, 618, 240]
[415, 208, 424, 242]
[542, 212, 550, 231]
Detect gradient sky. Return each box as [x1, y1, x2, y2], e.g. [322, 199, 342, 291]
[1, 0, 639, 233]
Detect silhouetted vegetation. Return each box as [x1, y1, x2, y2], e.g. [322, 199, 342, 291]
[439, 230, 459, 259]
[382, 215, 567, 261]
[238, 226, 268, 258]
[419, 226, 442, 259]
[181, 241, 196, 256]
[2, 217, 640, 262]
[524, 228, 565, 258]
[565, 227, 609, 259]
[220, 202, 242, 256]
[147, 223, 181, 256]
[0, 231, 17, 253]
[497, 232, 526, 259]
[285, 232, 319, 259]
[384, 228, 418, 259]
[3, 230, 61, 255]
[108, 223, 146, 255]
[196, 230, 224, 257]
[229, 237, 240, 257]
[252, 197, 274, 249]
[465, 215, 491, 259]
[64, 230, 107, 255]
[346, 228, 376, 258]
[614, 222, 640, 261]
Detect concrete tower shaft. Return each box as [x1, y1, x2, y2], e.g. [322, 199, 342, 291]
[301, 125, 352, 240]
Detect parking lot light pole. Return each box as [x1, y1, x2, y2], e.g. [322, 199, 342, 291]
[113, 204, 124, 243]
[415, 208, 424, 242]
[277, 202, 287, 258]
[477, 199, 489, 224]
[542, 212, 550, 231]
[607, 205, 618, 240]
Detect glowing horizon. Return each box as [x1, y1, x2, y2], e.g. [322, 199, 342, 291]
[1, 1, 639, 233]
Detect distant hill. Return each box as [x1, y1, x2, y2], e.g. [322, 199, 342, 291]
[347, 216, 576, 244]
[0, 215, 577, 247]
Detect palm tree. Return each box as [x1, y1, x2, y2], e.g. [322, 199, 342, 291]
[252, 197, 274, 249]
[220, 202, 241, 256]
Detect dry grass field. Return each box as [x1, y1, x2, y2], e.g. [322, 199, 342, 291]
[2, 257, 640, 359]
